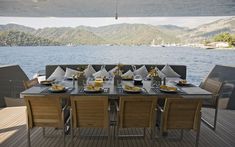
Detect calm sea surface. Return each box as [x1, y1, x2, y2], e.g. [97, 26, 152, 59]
[0, 46, 235, 85]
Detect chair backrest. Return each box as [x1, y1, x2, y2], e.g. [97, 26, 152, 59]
[118, 96, 157, 128]
[24, 95, 63, 128]
[23, 78, 39, 89]
[70, 96, 109, 128]
[201, 78, 223, 105]
[201, 78, 223, 95]
[162, 98, 202, 132]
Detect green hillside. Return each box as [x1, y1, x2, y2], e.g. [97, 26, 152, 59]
[89, 24, 180, 45]
[34, 27, 106, 45]
[0, 31, 60, 46]
[0, 17, 234, 46]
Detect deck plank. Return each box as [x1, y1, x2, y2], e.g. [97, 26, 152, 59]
[0, 106, 235, 147]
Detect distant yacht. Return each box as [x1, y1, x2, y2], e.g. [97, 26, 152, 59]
[66, 43, 74, 47]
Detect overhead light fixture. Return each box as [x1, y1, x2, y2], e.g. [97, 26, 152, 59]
[115, 0, 118, 19]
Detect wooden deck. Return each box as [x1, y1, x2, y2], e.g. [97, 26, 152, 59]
[0, 106, 235, 147]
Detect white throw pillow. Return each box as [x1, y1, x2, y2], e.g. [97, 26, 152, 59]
[155, 67, 166, 79]
[93, 68, 109, 78]
[84, 64, 96, 78]
[133, 65, 148, 78]
[161, 64, 181, 78]
[64, 68, 79, 79]
[47, 66, 65, 81]
[122, 70, 134, 77]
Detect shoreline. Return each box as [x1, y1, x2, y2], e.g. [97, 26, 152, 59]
[0, 45, 234, 50]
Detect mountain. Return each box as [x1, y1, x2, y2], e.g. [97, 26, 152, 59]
[156, 25, 189, 37]
[83, 23, 180, 45]
[0, 24, 35, 33]
[0, 17, 234, 46]
[31, 24, 181, 45]
[180, 17, 235, 43]
[33, 27, 106, 45]
[0, 31, 60, 46]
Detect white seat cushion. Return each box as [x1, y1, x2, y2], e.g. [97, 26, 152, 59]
[161, 64, 181, 78]
[64, 68, 79, 79]
[84, 64, 96, 78]
[133, 65, 148, 78]
[47, 66, 65, 81]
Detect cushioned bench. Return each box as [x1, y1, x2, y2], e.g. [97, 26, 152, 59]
[46, 64, 187, 79]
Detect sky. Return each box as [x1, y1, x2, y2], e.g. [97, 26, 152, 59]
[0, 16, 233, 29]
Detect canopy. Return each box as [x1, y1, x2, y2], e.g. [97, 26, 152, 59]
[0, 0, 235, 17]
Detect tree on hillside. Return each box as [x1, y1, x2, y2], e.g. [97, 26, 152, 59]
[0, 31, 61, 46]
[213, 32, 235, 47]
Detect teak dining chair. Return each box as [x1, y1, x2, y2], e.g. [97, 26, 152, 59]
[70, 96, 110, 147]
[24, 95, 69, 147]
[115, 96, 157, 146]
[200, 78, 223, 130]
[157, 98, 202, 147]
[23, 78, 39, 89]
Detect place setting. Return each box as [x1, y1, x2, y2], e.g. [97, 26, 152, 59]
[39, 79, 55, 86]
[116, 84, 148, 94]
[150, 83, 183, 94]
[79, 78, 110, 94]
[172, 79, 196, 87]
[39, 82, 74, 94]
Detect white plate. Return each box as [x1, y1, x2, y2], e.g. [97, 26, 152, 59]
[40, 80, 53, 85]
[66, 77, 77, 80]
[160, 88, 177, 93]
[48, 87, 67, 93]
[84, 88, 103, 93]
[121, 77, 133, 80]
[176, 82, 190, 86]
[123, 87, 142, 93]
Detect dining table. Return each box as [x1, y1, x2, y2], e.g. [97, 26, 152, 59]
[20, 78, 212, 100]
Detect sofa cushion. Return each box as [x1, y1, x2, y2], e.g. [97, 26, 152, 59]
[133, 65, 148, 78]
[161, 64, 181, 78]
[122, 70, 134, 78]
[93, 68, 109, 78]
[84, 64, 96, 78]
[47, 66, 65, 81]
[155, 67, 166, 79]
[64, 67, 79, 79]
